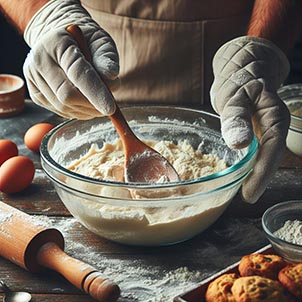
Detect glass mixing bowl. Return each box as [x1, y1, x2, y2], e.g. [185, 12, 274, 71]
[278, 84, 302, 157]
[40, 106, 258, 246]
[262, 200, 302, 263]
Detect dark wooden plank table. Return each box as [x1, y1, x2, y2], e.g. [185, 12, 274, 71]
[1, 100, 302, 302]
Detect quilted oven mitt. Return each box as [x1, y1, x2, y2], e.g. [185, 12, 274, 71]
[210, 36, 290, 204]
[23, 0, 119, 119]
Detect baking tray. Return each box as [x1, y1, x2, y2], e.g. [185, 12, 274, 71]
[174, 244, 274, 302]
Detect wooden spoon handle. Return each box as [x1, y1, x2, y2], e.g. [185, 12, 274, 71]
[66, 25, 92, 63]
[37, 242, 120, 302]
[66, 24, 140, 151]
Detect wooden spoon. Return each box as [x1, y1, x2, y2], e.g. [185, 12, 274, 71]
[66, 25, 180, 183]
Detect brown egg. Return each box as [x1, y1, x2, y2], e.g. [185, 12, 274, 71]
[0, 139, 18, 166]
[24, 123, 55, 152]
[0, 156, 35, 193]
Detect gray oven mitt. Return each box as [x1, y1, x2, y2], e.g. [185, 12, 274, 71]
[23, 0, 119, 119]
[210, 36, 290, 204]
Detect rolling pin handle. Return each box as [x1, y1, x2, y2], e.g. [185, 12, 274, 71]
[83, 272, 121, 302]
[37, 242, 120, 301]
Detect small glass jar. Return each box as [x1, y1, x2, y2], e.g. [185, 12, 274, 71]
[278, 84, 302, 157]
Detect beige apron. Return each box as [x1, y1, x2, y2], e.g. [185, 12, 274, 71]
[81, 0, 254, 108]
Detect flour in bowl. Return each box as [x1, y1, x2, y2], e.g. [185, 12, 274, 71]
[68, 139, 227, 183]
[64, 139, 234, 245]
[273, 219, 302, 245]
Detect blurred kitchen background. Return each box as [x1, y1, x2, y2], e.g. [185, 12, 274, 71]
[0, 14, 30, 96]
[1, 13, 302, 99]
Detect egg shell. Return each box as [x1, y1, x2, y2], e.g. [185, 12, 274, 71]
[0, 139, 18, 166]
[0, 156, 35, 194]
[24, 123, 55, 152]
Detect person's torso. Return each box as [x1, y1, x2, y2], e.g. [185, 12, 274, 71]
[82, 0, 254, 107]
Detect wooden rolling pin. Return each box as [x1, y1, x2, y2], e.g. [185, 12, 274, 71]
[0, 201, 120, 301]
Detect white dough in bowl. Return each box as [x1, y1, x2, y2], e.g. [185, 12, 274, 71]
[63, 139, 231, 245]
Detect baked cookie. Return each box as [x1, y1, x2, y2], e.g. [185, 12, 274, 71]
[278, 263, 302, 300]
[238, 253, 287, 280]
[205, 273, 238, 302]
[231, 276, 288, 302]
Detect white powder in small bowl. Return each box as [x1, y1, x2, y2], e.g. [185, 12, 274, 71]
[273, 219, 302, 245]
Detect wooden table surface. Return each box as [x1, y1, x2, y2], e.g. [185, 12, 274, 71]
[1, 100, 302, 302]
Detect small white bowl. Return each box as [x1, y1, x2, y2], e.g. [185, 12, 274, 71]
[0, 74, 25, 118]
[262, 200, 302, 263]
[278, 84, 302, 157]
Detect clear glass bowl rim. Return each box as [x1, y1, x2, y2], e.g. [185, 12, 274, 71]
[40, 106, 258, 190]
[278, 83, 302, 125]
[262, 199, 302, 249]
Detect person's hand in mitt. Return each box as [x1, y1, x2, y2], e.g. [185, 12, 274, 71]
[22, 0, 119, 119]
[210, 36, 290, 204]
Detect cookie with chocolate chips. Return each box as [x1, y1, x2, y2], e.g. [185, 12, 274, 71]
[231, 275, 288, 302]
[278, 263, 302, 300]
[238, 253, 287, 280]
[205, 273, 238, 302]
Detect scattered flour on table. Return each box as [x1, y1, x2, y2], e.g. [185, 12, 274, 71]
[273, 219, 302, 245]
[45, 216, 268, 302]
[68, 242, 203, 302]
[50, 218, 204, 301]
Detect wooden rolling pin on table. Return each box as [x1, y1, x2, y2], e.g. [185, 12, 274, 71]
[0, 201, 120, 302]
